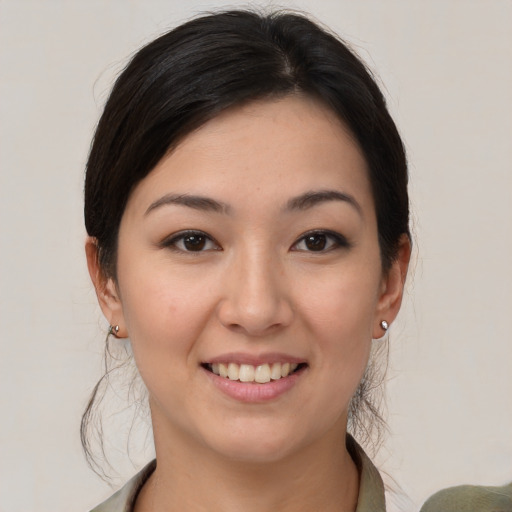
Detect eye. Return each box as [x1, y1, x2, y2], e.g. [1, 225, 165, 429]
[162, 230, 221, 252]
[291, 230, 349, 252]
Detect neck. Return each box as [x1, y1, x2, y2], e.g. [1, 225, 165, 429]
[135, 419, 359, 512]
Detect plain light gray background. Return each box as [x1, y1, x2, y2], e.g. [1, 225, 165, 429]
[1, 1, 511, 511]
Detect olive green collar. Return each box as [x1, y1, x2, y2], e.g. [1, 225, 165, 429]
[90, 436, 385, 512]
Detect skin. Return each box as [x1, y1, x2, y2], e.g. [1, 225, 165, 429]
[86, 95, 410, 511]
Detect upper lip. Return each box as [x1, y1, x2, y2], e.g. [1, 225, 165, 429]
[204, 352, 307, 366]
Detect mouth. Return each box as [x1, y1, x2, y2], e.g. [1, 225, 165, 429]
[201, 361, 307, 384]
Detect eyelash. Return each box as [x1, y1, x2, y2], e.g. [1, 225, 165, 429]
[161, 230, 221, 253]
[291, 230, 350, 253]
[161, 229, 350, 253]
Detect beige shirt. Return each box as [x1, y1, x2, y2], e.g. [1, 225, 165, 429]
[90, 436, 386, 512]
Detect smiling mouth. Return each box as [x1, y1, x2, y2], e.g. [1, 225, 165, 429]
[202, 362, 307, 384]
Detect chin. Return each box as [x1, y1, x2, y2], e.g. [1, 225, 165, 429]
[214, 438, 297, 464]
[199, 420, 314, 465]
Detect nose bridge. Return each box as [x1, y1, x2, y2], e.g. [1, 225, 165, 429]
[218, 241, 293, 335]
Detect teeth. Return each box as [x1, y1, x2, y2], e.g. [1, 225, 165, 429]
[239, 364, 255, 382]
[219, 363, 228, 378]
[208, 361, 300, 383]
[255, 364, 271, 383]
[228, 362, 239, 380]
[270, 362, 282, 380]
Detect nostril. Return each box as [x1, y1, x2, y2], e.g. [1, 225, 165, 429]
[229, 322, 285, 336]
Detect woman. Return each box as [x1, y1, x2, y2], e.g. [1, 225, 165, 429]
[83, 9, 411, 511]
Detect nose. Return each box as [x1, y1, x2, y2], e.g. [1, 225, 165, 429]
[217, 248, 294, 337]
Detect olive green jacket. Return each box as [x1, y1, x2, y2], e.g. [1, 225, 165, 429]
[420, 482, 512, 512]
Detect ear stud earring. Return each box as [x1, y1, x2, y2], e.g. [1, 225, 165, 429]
[380, 320, 389, 332]
[109, 325, 120, 337]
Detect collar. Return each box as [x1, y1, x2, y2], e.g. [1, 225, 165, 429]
[90, 436, 385, 511]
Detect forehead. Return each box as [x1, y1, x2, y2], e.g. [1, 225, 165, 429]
[124, 95, 373, 218]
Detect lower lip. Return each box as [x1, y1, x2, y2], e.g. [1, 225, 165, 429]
[202, 367, 304, 403]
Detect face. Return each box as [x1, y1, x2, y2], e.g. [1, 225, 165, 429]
[90, 95, 407, 464]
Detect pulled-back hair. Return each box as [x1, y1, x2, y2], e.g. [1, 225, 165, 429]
[83, 9, 409, 477]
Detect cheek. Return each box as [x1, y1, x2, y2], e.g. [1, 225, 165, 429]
[301, 267, 380, 342]
[115, 256, 218, 375]
[297, 264, 381, 391]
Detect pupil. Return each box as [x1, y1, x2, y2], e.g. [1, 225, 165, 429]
[184, 235, 206, 251]
[305, 234, 326, 251]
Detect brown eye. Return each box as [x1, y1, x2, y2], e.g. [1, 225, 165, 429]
[304, 234, 327, 251]
[183, 234, 207, 251]
[162, 230, 220, 253]
[291, 230, 349, 253]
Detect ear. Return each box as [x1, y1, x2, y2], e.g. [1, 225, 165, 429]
[373, 235, 411, 339]
[85, 237, 127, 338]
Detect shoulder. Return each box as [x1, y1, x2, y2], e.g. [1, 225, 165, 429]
[420, 482, 512, 512]
[89, 460, 156, 512]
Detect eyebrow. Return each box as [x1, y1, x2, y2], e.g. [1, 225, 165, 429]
[145, 193, 231, 216]
[145, 189, 362, 217]
[285, 190, 363, 216]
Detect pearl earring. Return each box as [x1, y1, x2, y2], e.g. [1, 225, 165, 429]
[380, 320, 389, 332]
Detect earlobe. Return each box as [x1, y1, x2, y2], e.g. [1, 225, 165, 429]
[373, 235, 411, 339]
[85, 237, 127, 338]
